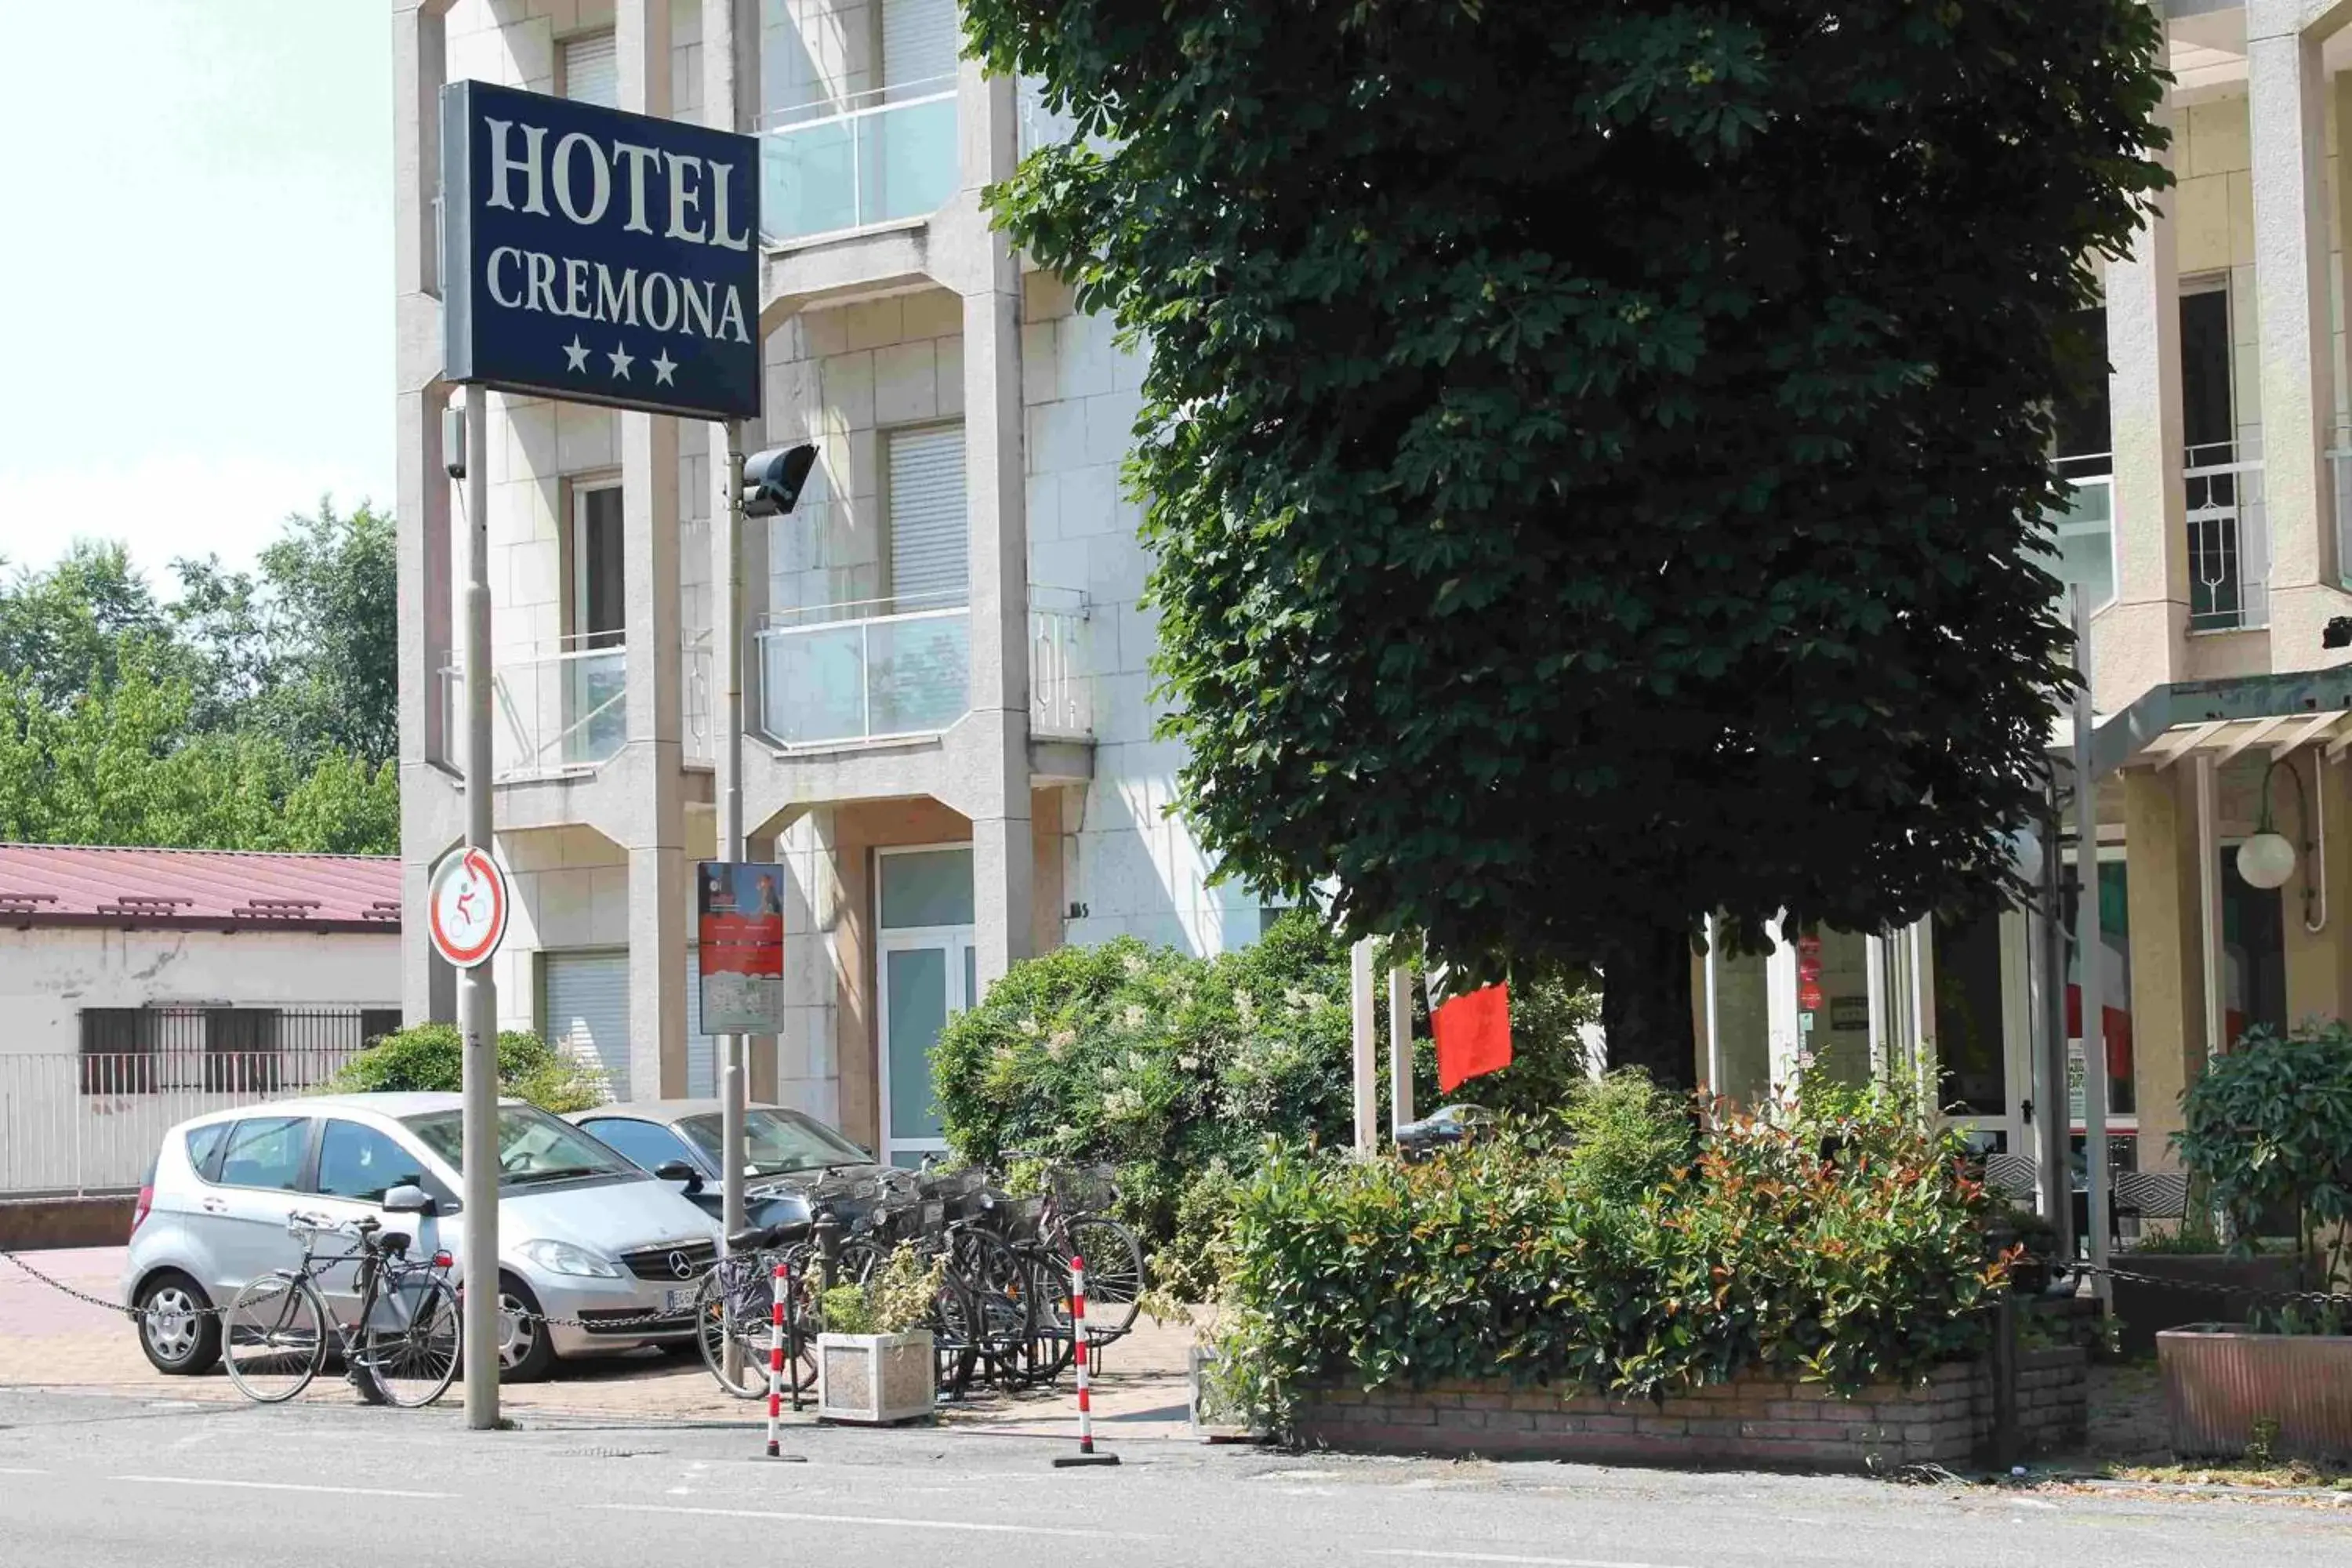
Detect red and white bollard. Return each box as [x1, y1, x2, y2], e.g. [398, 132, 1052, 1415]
[764, 1261, 805, 1461]
[1052, 1253, 1120, 1468]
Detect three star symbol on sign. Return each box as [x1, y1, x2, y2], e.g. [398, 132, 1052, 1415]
[561, 336, 677, 387]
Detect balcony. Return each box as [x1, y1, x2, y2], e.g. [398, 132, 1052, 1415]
[762, 78, 958, 245]
[754, 589, 1091, 749]
[439, 637, 714, 782]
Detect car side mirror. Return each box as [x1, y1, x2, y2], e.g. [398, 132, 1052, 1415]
[653, 1160, 704, 1193]
[383, 1183, 435, 1216]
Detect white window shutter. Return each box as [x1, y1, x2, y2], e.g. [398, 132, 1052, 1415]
[887, 425, 968, 608]
[562, 32, 620, 108]
[880, 0, 958, 93]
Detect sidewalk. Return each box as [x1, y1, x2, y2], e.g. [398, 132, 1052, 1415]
[0, 1246, 1200, 1434]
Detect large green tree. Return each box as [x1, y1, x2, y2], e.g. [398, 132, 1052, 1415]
[0, 501, 398, 855]
[971, 0, 2168, 1087]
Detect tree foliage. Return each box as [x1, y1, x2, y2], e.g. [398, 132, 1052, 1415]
[968, 0, 2169, 1086]
[324, 1022, 609, 1114]
[0, 504, 397, 854]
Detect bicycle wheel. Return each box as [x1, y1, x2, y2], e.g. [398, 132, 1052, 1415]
[693, 1258, 772, 1399]
[1065, 1217, 1146, 1338]
[222, 1273, 326, 1403]
[927, 1269, 980, 1400]
[1018, 1250, 1076, 1385]
[358, 1272, 461, 1408]
[949, 1229, 1034, 1384]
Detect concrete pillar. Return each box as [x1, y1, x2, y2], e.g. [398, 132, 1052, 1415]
[615, 0, 688, 1094]
[2248, 2, 2341, 648]
[2103, 80, 2189, 706]
[2122, 767, 2209, 1171]
[957, 62, 1033, 989]
[395, 0, 458, 1025]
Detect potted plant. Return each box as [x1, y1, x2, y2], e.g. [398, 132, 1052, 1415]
[2157, 1020, 2352, 1462]
[815, 1246, 938, 1425]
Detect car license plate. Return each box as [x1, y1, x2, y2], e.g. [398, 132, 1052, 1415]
[664, 1287, 695, 1314]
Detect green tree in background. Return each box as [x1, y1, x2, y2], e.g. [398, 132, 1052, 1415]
[0, 501, 397, 854]
[970, 0, 2169, 1089]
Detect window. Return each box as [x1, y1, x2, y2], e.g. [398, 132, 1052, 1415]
[2047, 305, 2114, 610]
[401, 1104, 640, 1188]
[579, 1117, 700, 1176]
[572, 484, 626, 650]
[679, 1108, 870, 1175]
[2180, 278, 2263, 630]
[314, 1120, 430, 1204]
[184, 1122, 232, 1181]
[360, 1009, 402, 1047]
[79, 1008, 156, 1094]
[204, 1008, 281, 1094]
[218, 1117, 310, 1192]
[561, 31, 619, 108]
[886, 424, 968, 608]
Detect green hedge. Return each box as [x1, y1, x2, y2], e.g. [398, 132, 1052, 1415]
[322, 1022, 607, 1113]
[933, 912, 1601, 1297]
[1216, 1094, 2007, 1419]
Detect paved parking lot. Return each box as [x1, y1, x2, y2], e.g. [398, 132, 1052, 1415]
[1, 1246, 1196, 1437]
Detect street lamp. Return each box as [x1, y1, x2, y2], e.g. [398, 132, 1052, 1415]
[2237, 760, 2300, 891]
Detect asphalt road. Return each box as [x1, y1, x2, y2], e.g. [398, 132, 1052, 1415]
[0, 1388, 2344, 1568]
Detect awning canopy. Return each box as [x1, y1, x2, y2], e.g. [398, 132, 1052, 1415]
[2075, 669, 2352, 781]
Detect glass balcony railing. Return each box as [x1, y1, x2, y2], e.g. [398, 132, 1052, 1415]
[754, 588, 1092, 748]
[441, 637, 626, 782]
[762, 78, 958, 244]
[756, 592, 970, 746]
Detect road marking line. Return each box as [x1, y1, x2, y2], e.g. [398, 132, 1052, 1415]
[114, 1475, 454, 1500]
[593, 1502, 1127, 1539]
[0, 1468, 49, 1475]
[1371, 1552, 1694, 1568]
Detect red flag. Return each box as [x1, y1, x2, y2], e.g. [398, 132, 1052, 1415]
[1433, 982, 1512, 1093]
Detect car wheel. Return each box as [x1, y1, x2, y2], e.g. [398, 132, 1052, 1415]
[493, 1273, 557, 1382]
[136, 1272, 220, 1376]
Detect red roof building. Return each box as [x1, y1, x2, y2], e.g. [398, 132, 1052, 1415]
[0, 845, 401, 934]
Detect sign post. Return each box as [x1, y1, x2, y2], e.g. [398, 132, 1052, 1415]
[429, 839, 509, 1429]
[439, 78, 762, 1432]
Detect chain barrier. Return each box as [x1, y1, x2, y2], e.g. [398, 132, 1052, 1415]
[3, 1247, 689, 1336]
[2060, 1257, 2352, 1309]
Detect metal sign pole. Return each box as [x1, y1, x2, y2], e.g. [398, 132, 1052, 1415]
[2070, 586, 2112, 1306]
[719, 418, 747, 1248]
[459, 387, 501, 1429]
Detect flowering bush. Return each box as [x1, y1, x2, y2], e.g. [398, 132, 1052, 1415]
[1214, 1094, 2008, 1424]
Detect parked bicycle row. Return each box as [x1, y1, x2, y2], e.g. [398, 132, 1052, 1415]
[34, 1087, 1146, 1413]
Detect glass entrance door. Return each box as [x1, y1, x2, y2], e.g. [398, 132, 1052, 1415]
[875, 846, 976, 1167]
[1933, 908, 2033, 1156]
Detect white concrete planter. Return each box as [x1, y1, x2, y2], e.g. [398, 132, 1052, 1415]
[1188, 1343, 1268, 1443]
[816, 1330, 935, 1425]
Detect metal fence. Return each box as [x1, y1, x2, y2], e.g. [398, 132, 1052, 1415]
[2, 1007, 383, 1196]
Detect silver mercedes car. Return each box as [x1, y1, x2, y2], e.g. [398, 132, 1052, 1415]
[122, 1093, 723, 1381]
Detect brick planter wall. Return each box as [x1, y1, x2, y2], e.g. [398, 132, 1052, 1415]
[1294, 1348, 2085, 1472]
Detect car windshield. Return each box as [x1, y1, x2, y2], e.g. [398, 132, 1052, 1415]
[679, 1109, 869, 1177]
[402, 1105, 641, 1187]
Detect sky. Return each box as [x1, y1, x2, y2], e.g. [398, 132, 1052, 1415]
[0, 2, 394, 591]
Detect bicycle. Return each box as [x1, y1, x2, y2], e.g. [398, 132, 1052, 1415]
[220, 1194, 460, 1408]
[996, 1156, 1145, 1385]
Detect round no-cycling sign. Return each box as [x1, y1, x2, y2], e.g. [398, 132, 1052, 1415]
[427, 846, 510, 969]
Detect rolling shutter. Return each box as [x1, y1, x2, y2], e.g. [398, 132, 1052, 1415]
[684, 949, 718, 1099]
[880, 0, 958, 93]
[545, 951, 630, 1100]
[561, 31, 619, 108]
[887, 424, 967, 607]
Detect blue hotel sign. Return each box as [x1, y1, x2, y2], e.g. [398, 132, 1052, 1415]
[441, 81, 760, 422]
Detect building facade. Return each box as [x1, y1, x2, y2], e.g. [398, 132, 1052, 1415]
[1696, 3, 2352, 1185]
[0, 844, 401, 1194]
[394, 0, 1268, 1164]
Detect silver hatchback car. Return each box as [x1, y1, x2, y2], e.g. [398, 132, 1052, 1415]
[123, 1093, 723, 1381]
